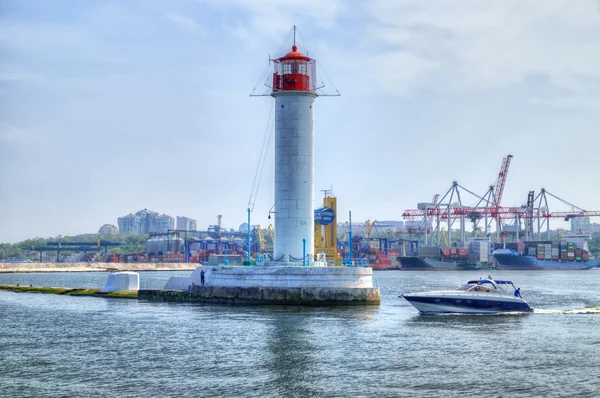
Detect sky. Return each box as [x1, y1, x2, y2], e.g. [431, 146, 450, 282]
[1, 0, 600, 243]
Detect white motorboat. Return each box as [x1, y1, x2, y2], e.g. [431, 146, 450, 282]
[402, 279, 533, 314]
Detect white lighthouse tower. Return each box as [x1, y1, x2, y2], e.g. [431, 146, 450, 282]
[271, 32, 318, 264]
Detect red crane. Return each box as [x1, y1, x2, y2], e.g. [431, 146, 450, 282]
[494, 155, 513, 207]
[402, 155, 514, 220]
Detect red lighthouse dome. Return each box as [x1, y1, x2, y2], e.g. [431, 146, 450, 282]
[272, 44, 316, 93]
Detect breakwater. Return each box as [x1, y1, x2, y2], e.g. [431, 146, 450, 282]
[0, 284, 137, 298]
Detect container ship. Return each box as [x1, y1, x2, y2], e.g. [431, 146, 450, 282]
[396, 239, 492, 270]
[492, 237, 599, 270]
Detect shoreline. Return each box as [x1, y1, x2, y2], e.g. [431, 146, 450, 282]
[0, 262, 198, 274]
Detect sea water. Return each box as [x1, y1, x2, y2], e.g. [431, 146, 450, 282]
[0, 270, 599, 397]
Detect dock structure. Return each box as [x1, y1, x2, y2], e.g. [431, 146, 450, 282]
[139, 285, 380, 306]
[154, 265, 380, 306]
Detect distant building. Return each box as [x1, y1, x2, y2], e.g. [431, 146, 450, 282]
[118, 214, 140, 234]
[571, 216, 591, 233]
[177, 216, 197, 231]
[99, 224, 119, 235]
[117, 209, 175, 235]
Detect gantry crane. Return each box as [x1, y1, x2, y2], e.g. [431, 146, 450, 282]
[402, 155, 514, 245]
[402, 153, 600, 244]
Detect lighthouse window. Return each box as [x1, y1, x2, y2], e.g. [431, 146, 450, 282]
[282, 62, 307, 75]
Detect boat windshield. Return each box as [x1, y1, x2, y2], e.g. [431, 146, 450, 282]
[457, 281, 507, 294]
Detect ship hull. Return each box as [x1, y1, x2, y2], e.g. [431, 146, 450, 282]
[493, 254, 599, 270]
[397, 256, 490, 271]
[403, 293, 532, 314]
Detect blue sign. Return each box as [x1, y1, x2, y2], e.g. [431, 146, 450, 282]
[314, 207, 336, 225]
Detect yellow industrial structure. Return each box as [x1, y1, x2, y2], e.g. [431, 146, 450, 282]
[314, 193, 342, 265]
[255, 224, 275, 252]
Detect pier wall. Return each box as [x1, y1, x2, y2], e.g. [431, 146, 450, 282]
[163, 266, 374, 290]
[139, 285, 380, 306]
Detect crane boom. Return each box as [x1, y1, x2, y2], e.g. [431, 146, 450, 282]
[494, 154, 513, 207]
[542, 211, 600, 218]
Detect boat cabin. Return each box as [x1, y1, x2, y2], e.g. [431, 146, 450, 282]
[455, 279, 517, 294]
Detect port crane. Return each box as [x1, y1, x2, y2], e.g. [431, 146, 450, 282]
[402, 155, 514, 246]
[403, 154, 600, 245]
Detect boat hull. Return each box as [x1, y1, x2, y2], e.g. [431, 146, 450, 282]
[398, 256, 490, 271]
[403, 293, 532, 314]
[493, 254, 599, 270]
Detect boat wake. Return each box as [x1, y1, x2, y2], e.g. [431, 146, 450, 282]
[534, 306, 600, 315]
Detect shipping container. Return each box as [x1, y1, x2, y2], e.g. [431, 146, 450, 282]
[583, 252, 590, 261]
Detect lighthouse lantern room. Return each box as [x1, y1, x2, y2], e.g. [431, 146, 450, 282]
[272, 46, 316, 92]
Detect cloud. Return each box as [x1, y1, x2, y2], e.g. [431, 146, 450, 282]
[366, 0, 600, 101]
[371, 51, 438, 94]
[167, 13, 205, 34]
[199, 0, 343, 41]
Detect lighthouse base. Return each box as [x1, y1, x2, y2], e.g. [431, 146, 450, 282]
[164, 265, 374, 289]
[140, 285, 380, 306]
[159, 265, 378, 305]
[263, 253, 327, 267]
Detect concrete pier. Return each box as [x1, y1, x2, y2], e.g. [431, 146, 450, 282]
[164, 265, 374, 290]
[158, 265, 379, 306]
[139, 285, 380, 306]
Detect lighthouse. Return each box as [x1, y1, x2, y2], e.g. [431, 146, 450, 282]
[156, 29, 379, 305]
[271, 33, 318, 264]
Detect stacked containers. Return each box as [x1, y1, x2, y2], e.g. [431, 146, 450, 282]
[418, 246, 443, 258]
[583, 250, 589, 261]
[575, 249, 582, 262]
[568, 242, 575, 261]
[506, 242, 526, 254]
[544, 243, 552, 260]
[526, 242, 536, 256]
[551, 243, 559, 260]
[441, 248, 468, 260]
[468, 240, 489, 263]
[536, 243, 545, 259]
[560, 242, 568, 260]
[368, 249, 393, 269]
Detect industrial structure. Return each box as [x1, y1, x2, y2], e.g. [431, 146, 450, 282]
[32, 239, 122, 263]
[314, 191, 342, 265]
[401, 155, 600, 247]
[176, 216, 197, 231]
